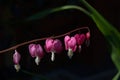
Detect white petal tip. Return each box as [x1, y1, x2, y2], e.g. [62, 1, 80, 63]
[51, 52, 55, 62]
[14, 64, 20, 72]
[68, 49, 73, 59]
[51, 58, 55, 62]
[35, 56, 40, 65]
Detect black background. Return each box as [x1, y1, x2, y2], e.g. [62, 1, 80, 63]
[0, 0, 120, 80]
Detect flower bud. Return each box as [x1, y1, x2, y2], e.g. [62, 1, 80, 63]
[86, 32, 90, 46]
[13, 50, 21, 72]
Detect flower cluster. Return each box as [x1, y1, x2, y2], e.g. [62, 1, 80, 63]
[12, 28, 90, 72]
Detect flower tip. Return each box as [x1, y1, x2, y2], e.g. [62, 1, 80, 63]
[14, 64, 20, 72]
[86, 32, 90, 39]
[35, 56, 40, 65]
[85, 32, 90, 47]
[68, 48, 73, 59]
[51, 52, 55, 61]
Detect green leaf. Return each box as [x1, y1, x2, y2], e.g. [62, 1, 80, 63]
[111, 48, 120, 70]
[26, 5, 91, 21]
[79, 0, 120, 79]
[112, 71, 120, 80]
[111, 47, 120, 80]
[80, 0, 120, 47]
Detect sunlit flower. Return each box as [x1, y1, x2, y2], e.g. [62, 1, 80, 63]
[44, 38, 62, 61]
[64, 36, 77, 58]
[13, 50, 21, 72]
[74, 34, 86, 52]
[29, 44, 44, 65]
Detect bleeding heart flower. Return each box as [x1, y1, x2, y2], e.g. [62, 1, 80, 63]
[74, 34, 86, 45]
[44, 38, 62, 61]
[13, 50, 21, 72]
[86, 32, 90, 40]
[29, 44, 44, 65]
[74, 34, 86, 52]
[64, 36, 77, 58]
[85, 32, 90, 46]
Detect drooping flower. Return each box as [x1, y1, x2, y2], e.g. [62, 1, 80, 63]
[44, 38, 62, 61]
[74, 34, 86, 45]
[86, 32, 90, 39]
[85, 32, 90, 46]
[64, 36, 77, 59]
[29, 44, 44, 65]
[13, 50, 21, 72]
[74, 34, 86, 52]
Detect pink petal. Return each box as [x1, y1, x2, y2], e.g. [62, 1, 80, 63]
[45, 38, 54, 52]
[53, 39, 62, 53]
[13, 50, 21, 64]
[75, 34, 85, 45]
[86, 32, 90, 40]
[64, 36, 70, 50]
[73, 45, 77, 52]
[36, 44, 44, 58]
[80, 34, 86, 44]
[67, 37, 77, 52]
[29, 44, 36, 57]
[74, 34, 79, 40]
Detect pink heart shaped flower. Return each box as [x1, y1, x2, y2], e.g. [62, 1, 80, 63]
[45, 38, 62, 61]
[13, 50, 21, 72]
[74, 34, 86, 52]
[86, 32, 90, 46]
[74, 34, 86, 45]
[64, 35, 77, 58]
[29, 44, 44, 65]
